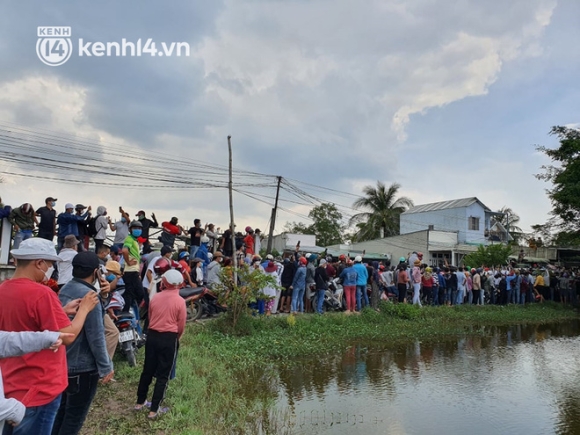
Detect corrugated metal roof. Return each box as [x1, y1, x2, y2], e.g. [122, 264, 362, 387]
[402, 197, 491, 214]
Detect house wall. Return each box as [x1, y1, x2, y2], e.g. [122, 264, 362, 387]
[270, 233, 316, 253]
[401, 204, 489, 245]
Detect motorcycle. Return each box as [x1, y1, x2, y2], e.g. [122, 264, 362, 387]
[309, 278, 345, 312]
[114, 309, 141, 367]
[179, 286, 227, 321]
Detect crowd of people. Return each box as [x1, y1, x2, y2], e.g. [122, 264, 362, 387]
[0, 196, 578, 434]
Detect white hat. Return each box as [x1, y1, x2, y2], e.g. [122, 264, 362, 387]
[266, 254, 274, 260]
[319, 258, 327, 266]
[354, 255, 362, 262]
[65, 203, 74, 209]
[200, 235, 210, 244]
[305, 253, 311, 259]
[11, 238, 60, 262]
[162, 269, 184, 286]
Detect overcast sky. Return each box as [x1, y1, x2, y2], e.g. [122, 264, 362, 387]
[1, 0, 579, 236]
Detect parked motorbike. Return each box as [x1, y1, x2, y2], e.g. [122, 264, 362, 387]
[309, 278, 345, 312]
[179, 286, 227, 321]
[114, 310, 140, 367]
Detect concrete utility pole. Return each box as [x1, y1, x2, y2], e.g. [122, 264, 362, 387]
[266, 175, 282, 254]
[228, 136, 237, 284]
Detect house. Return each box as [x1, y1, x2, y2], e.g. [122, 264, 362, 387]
[266, 233, 324, 254]
[400, 197, 505, 245]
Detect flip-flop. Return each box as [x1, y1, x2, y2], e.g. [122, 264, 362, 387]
[147, 407, 170, 419]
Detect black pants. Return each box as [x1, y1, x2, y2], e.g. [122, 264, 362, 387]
[94, 238, 105, 253]
[51, 371, 99, 435]
[397, 284, 407, 303]
[37, 230, 54, 241]
[122, 271, 146, 313]
[136, 330, 178, 413]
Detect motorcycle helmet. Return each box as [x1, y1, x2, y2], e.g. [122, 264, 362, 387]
[354, 255, 362, 262]
[399, 257, 406, 263]
[129, 220, 143, 228]
[153, 257, 172, 276]
[245, 226, 253, 233]
[200, 235, 210, 244]
[179, 251, 189, 260]
[339, 254, 346, 261]
[417, 252, 423, 258]
[299, 257, 308, 265]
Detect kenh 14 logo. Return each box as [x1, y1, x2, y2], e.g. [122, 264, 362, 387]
[36, 26, 73, 67]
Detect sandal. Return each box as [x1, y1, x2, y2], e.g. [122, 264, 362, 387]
[147, 407, 170, 419]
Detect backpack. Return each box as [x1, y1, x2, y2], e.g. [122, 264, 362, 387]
[0, 205, 12, 220]
[87, 216, 98, 238]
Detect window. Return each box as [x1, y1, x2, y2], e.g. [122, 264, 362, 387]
[468, 216, 480, 231]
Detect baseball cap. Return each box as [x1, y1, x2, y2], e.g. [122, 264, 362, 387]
[65, 203, 74, 210]
[75, 204, 87, 210]
[136, 210, 145, 216]
[163, 269, 184, 286]
[72, 251, 100, 270]
[46, 197, 57, 203]
[11, 238, 60, 262]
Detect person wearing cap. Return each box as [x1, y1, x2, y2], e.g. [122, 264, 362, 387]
[74, 205, 91, 252]
[8, 203, 36, 251]
[177, 251, 196, 288]
[206, 251, 223, 289]
[56, 204, 91, 252]
[135, 210, 158, 250]
[352, 256, 369, 311]
[0, 238, 99, 435]
[53, 252, 114, 435]
[36, 197, 57, 241]
[57, 235, 80, 289]
[243, 227, 255, 260]
[159, 217, 182, 249]
[122, 221, 146, 314]
[135, 270, 186, 419]
[143, 245, 173, 291]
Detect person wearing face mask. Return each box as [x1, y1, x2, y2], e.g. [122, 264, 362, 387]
[8, 203, 36, 251]
[53, 251, 114, 435]
[57, 235, 79, 289]
[93, 206, 109, 254]
[135, 210, 158, 251]
[36, 197, 58, 241]
[121, 221, 146, 315]
[0, 238, 99, 435]
[56, 204, 92, 252]
[109, 207, 131, 250]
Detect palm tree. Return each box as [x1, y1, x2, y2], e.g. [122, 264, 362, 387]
[496, 206, 523, 243]
[349, 181, 413, 242]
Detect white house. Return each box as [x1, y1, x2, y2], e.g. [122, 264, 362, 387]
[400, 197, 502, 245]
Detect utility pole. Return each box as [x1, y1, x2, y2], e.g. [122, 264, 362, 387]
[228, 136, 237, 284]
[266, 176, 282, 254]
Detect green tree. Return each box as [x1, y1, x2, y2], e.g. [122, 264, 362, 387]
[349, 181, 413, 242]
[536, 126, 580, 231]
[496, 206, 524, 244]
[283, 203, 344, 246]
[463, 244, 512, 267]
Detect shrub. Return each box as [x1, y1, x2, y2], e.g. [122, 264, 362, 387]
[379, 301, 422, 320]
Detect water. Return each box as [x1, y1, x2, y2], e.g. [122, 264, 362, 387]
[271, 321, 580, 435]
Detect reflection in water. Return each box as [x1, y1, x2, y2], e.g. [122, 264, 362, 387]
[267, 321, 580, 435]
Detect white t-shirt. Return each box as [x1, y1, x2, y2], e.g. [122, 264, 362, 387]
[142, 259, 158, 289]
[95, 215, 108, 240]
[57, 249, 77, 285]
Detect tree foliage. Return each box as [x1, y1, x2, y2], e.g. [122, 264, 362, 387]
[283, 203, 344, 247]
[349, 181, 413, 242]
[463, 244, 512, 268]
[495, 206, 523, 244]
[536, 126, 580, 231]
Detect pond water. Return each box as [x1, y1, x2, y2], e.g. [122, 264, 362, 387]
[273, 321, 580, 435]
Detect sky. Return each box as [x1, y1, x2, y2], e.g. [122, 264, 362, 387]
[0, 0, 579, 237]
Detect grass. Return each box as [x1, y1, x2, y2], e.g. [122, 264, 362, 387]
[82, 302, 579, 434]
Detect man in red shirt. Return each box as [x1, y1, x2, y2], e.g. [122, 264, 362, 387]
[243, 226, 255, 260]
[159, 217, 183, 248]
[0, 238, 98, 435]
[135, 269, 186, 419]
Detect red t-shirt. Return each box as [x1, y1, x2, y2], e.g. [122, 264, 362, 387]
[244, 234, 255, 255]
[0, 278, 71, 406]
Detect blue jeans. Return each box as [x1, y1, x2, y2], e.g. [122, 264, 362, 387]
[520, 292, 526, 304]
[455, 289, 464, 305]
[431, 287, 439, 305]
[190, 245, 200, 258]
[12, 230, 34, 250]
[316, 289, 325, 314]
[356, 285, 368, 311]
[291, 288, 305, 313]
[3, 394, 61, 435]
[505, 289, 512, 305]
[513, 288, 521, 304]
[52, 371, 99, 435]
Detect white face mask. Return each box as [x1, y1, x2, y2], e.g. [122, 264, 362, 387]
[43, 262, 54, 282]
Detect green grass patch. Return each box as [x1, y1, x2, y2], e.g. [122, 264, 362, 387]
[82, 303, 578, 434]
